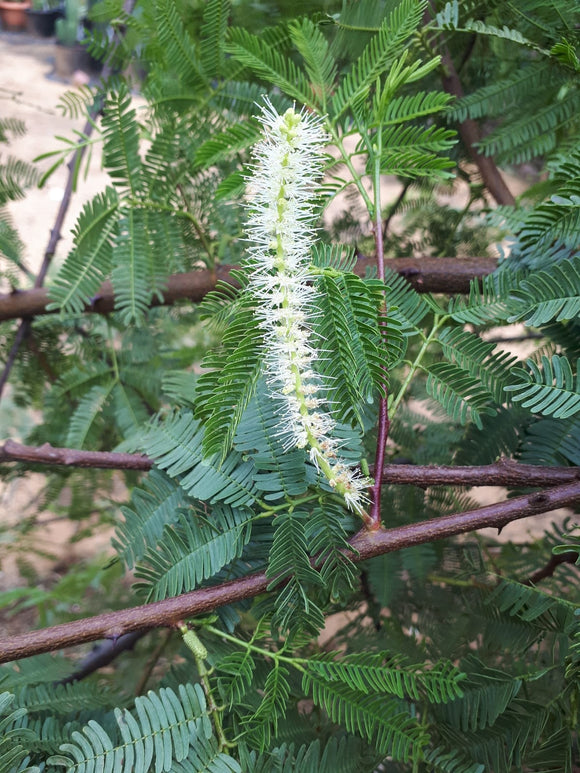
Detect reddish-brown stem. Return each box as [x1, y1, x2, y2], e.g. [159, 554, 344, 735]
[1, 441, 578, 490]
[368, 177, 390, 530]
[1, 481, 578, 665]
[377, 460, 580, 487]
[423, 3, 516, 207]
[0, 440, 153, 470]
[439, 50, 515, 207]
[0, 257, 498, 324]
[524, 552, 578, 586]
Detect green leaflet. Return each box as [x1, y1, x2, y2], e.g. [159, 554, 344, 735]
[66, 381, 115, 448]
[305, 504, 358, 601]
[199, 0, 229, 79]
[508, 256, 580, 326]
[226, 27, 312, 107]
[302, 675, 428, 761]
[486, 577, 578, 632]
[519, 191, 580, 253]
[475, 90, 580, 163]
[288, 17, 337, 109]
[111, 209, 151, 325]
[434, 659, 521, 732]
[377, 124, 456, 179]
[243, 662, 291, 751]
[154, 0, 207, 87]
[313, 270, 393, 426]
[133, 504, 254, 600]
[196, 305, 263, 461]
[437, 326, 518, 404]
[267, 511, 325, 638]
[48, 684, 241, 773]
[113, 469, 188, 569]
[330, 0, 427, 119]
[519, 415, 580, 466]
[447, 270, 516, 325]
[303, 652, 464, 703]
[233, 388, 312, 500]
[505, 354, 580, 419]
[140, 411, 258, 507]
[0, 692, 40, 773]
[425, 361, 496, 429]
[237, 737, 378, 773]
[48, 188, 119, 314]
[195, 119, 261, 168]
[101, 86, 142, 195]
[12, 681, 118, 715]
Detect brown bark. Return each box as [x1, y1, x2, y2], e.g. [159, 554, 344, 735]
[524, 552, 578, 586]
[1, 481, 578, 664]
[380, 459, 580, 487]
[1, 441, 578, 489]
[0, 440, 153, 470]
[0, 257, 498, 324]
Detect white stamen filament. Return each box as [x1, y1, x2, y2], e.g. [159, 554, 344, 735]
[246, 101, 369, 514]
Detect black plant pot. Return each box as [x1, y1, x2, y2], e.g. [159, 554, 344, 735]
[54, 39, 103, 78]
[54, 40, 90, 77]
[26, 6, 64, 37]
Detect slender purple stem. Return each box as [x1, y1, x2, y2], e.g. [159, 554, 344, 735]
[368, 197, 389, 530]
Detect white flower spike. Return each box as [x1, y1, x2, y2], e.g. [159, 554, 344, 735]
[245, 101, 370, 516]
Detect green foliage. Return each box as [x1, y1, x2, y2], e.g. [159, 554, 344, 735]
[506, 355, 580, 419]
[1, 0, 579, 771]
[508, 256, 580, 326]
[0, 692, 39, 773]
[48, 683, 240, 773]
[134, 505, 254, 600]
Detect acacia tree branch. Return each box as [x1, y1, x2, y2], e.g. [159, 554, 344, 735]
[0, 440, 153, 470]
[379, 460, 580, 487]
[438, 52, 516, 206]
[1, 441, 578, 488]
[524, 551, 578, 586]
[368, 145, 390, 531]
[0, 257, 498, 324]
[1, 481, 578, 665]
[423, 5, 516, 207]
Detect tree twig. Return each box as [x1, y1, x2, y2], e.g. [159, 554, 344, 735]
[524, 551, 578, 586]
[1, 481, 578, 664]
[0, 256, 498, 324]
[1, 441, 578, 489]
[423, 4, 516, 207]
[439, 52, 516, 207]
[368, 148, 390, 530]
[378, 459, 580, 487]
[59, 631, 145, 684]
[0, 440, 153, 470]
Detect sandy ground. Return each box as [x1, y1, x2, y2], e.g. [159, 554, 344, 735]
[0, 30, 113, 594]
[0, 30, 110, 282]
[0, 31, 571, 605]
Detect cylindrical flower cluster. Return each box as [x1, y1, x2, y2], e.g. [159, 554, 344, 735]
[245, 102, 369, 515]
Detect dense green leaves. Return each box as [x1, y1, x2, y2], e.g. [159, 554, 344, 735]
[48, 684, 240, 773]
[140, 411, 258, 507]
[2, 0, 580, 770]
[48, 188, 119, 314]
[505, 355, 580, 419]
[508, 257, 580, 326]
[134, 505, 254, 600]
